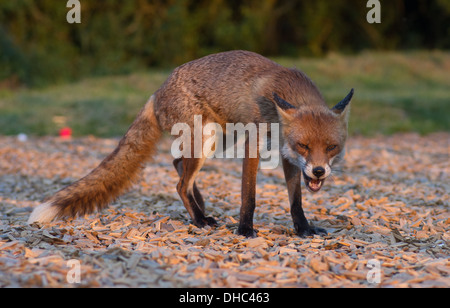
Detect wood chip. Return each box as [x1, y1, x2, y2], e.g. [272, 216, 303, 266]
[0, 133, 449, 287]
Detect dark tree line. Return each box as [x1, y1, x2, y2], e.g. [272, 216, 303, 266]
[1, 0, 449, 86]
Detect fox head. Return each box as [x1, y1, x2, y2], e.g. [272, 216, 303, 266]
[273, 89, 353, 192]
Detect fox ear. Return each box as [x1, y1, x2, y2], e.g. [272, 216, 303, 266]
[332, 88, 353, 121]
[272, 93, 296, 121]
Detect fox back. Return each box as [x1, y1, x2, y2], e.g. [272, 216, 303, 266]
[153, 50, 327, 130]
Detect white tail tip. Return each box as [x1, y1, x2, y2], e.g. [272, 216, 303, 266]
[27, 202, 59, 224]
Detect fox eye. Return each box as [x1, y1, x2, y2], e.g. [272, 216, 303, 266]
[298, 143, 310, 151]
[326, 145, 337, 152]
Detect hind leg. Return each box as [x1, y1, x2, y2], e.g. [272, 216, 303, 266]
[175, 157, 216, 228]
[173, 158, 205, 213]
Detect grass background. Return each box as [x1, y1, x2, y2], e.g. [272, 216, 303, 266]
[0, 50, 449, 137]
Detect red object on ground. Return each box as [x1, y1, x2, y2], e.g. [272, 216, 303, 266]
[59, 127, 72, 139]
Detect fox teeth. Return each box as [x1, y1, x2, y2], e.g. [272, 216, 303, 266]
[308, 179, 323, 191]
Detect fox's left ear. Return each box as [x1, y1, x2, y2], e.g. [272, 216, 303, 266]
[332, 88, 354, 122]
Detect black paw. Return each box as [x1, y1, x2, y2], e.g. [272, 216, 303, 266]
[237, 226, 258, 238]
[194, 216, 218, 228]
[296, 225, 327, 237]
[205, 216, 218, 226]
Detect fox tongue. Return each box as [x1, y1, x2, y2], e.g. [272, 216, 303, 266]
[308, 179, 322, 191]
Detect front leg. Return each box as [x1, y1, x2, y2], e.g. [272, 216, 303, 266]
[238, 137, 260, 237]
[281, 157, 327, 237]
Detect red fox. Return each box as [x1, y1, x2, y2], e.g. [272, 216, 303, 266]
[28, 50, 353, 237]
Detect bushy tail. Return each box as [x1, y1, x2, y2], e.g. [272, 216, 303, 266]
[28, 96, 162, 224]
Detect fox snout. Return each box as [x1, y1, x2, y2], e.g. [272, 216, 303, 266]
[302, 162, 333, 192]
[281, 142, 342, 193]
[312, 166, 325, 178]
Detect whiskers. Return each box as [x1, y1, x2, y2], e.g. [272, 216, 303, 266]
[327, 165, 344, 185]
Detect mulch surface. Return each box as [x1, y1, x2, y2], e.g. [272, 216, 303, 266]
[0, 133, 449, 288]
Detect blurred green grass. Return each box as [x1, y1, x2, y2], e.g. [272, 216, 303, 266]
[0, 51, 448, 137]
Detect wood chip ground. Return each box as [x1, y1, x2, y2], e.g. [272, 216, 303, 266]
[0, 133, 449, 287]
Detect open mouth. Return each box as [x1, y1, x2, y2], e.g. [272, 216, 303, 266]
[303, 172, 325, 193]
